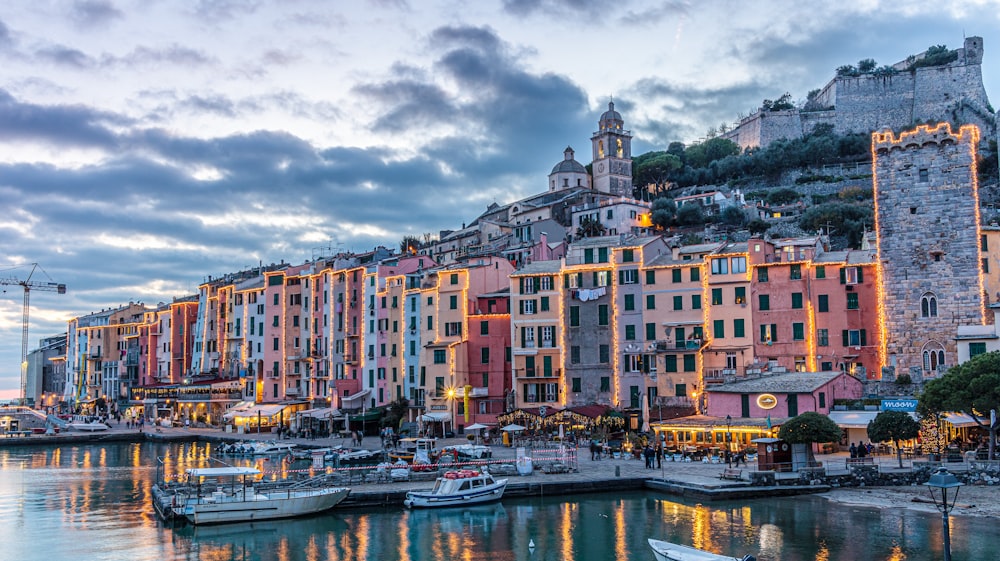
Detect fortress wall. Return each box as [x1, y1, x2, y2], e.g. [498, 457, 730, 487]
[912, 63, 994, 133]
[832, 73, 916, 135]
[799, 110, 837, 135]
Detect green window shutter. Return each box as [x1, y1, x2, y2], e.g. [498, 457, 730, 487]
[792, 293, 802, 309]
[570, 306, 580, 326]
[759, 294, 769, 310]
[593, 272, 598, 286]
[534, 277, 541, 292]
[734, 319, 745, 338]
[519, 300, 524, 314]
[624, 294, 634, 311]
[860, 329, 867, 346]
[672, 269, 681, 283]
[625, 325, 635, 340]
[543, 356, 552, 377]
[646, 270, 655, 284]
[564, 274, 569, 288]
[713, 319, 724, 338]
[857, 267, 864, 283]
[793, 323, 804, 340]
[839, 268, 846, 284]
[540, 297, 549, 311]
[691, 295, 701, 309]
[818, 295, 829, 312]
[683, 354, 696, 372]
[618, 270, 625, 285]
[598, 247, 608, 262]
[770, 324, 777, 342]
[646, 322, 656, 340]
[842, 330, 850, 346]
[646, 294, 655, 310]
[690, 267, 700, 281]
[673, 295, 683, 310]
[519, 278, 525, 293]
[665, 355, 677, 372]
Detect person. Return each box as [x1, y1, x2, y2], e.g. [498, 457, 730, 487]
[857, 442, 868, 458]
[849, 442, 858, 458]
[655, 445, 663, 469]
[351, 430, 358, 446]
[590, 440, 599, 461]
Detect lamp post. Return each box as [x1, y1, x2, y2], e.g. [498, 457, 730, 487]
[726, 414, 732, 467]
[924, 467, 963, 561]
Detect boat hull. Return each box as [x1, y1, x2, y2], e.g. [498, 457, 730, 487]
[647, 538, 744, 561]
[70, 422, 109, 432]
[181, 487, 349, 525]
[403, 479, 507, 509]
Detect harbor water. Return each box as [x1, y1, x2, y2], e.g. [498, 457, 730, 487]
[1, 441, 998, 561]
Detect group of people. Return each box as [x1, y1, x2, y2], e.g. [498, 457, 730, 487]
[849, 441, 874, 458]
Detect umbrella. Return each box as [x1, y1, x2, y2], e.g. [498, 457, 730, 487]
[501, 424, 526, 432]
[641, 398, 650, 433]
[465, 423, 490, 431]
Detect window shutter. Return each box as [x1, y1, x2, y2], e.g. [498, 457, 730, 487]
[839, 268, 846, 284]
[860, 329, 867, 346]
[519, 278, 525, 293]
[576, 273, 583, 287]
[519, 300, 524, 314]
[593, 272, 598, 286]
[770, 324, 777, 342]
[564, 274, 569, 288]
[618, 270, 624, 285]
[842, 330, 850, 346]
[520, 327, 526, 344]
[857, 267, 864, 283]
[534, 277, 541, 292]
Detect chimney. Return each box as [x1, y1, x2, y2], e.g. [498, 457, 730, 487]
[671, 246, 680, 260]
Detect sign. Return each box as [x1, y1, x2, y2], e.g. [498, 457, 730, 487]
[539, 406, 547, 418]
[881, 399, 918, 412]
[756, 394, 778, 410]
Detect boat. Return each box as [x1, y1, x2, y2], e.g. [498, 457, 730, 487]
[403, 469, 507, 508]
[69, 421, 109, 432]
[329, 447, 384, 465]
[440, 444, 492, 460]
[647, 539, 755, 561]
[249, 441, 297, 455]
[389, 437, 439, 463]
[153, 466, 350, 525]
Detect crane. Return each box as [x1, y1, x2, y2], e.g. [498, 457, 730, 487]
[0, 263, 66, 405]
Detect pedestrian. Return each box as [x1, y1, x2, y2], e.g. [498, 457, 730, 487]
[849, 442, 857, 458]
[351, 430, 357, 446]
[358, 430, 364, 447]
[655, 445, 663, 469]
[857, 442, 868, 458]
[590, 440, 598, 461]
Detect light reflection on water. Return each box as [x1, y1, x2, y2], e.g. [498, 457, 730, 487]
[1, 441, 998, 561]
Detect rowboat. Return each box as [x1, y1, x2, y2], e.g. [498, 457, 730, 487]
[647, 539, 755, 561]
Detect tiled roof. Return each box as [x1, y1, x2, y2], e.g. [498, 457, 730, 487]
[707, 371, 846, 394]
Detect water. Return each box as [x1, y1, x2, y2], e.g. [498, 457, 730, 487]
[1, 441, 997, 561]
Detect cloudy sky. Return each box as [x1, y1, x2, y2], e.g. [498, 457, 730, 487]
[1, 0, 999, 399]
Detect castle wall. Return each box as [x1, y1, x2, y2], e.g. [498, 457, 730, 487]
[832, 73, 916, 135]
[874, 124, 984, 381]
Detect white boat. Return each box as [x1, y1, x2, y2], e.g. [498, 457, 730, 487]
[249, 441, 297, 455]
[155, 466, 350, 525]
[647, 539, 755, 561]
[69, 421, 109, 432]
[403, 469, 507, 509]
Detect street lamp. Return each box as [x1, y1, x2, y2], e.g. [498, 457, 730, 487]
[924, 467, 963, 561]
[725, 414, 732, 467]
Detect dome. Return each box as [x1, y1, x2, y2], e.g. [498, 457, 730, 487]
[600, 101, 622, 123]
[550, 146, 587, 174]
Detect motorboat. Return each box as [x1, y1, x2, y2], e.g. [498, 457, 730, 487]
[403, 469, 507, 509]
[647, 539, 755, 561]
[69, 421, 109, 432]
[329, 447, 383, 466]
[153, 466, 350, 525]
[441, 444, 492, 460]
[388, 437, 439, 463]
[217, 440, 297, 456]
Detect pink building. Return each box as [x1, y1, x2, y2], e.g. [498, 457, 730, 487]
[704, 371, 863, 420]
[464, 292, 511, 426]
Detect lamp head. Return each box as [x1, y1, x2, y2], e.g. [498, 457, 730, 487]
[924, 468, 963, 512]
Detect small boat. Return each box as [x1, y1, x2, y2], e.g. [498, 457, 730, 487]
[647, 539, 755, 561]
[69, 421, 109, 432]
[388, 437, 439, 463]
[154, 466, 350, 525]
[330, 447, 384, 465]
[403, 469, 507, 509]
[248, 441, 297, 455]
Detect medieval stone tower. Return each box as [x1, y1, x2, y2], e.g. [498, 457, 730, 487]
[873, 123, 985, 382]
[591, 101, 633, 196]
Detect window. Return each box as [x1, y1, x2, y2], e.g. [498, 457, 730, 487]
[625, 325, 636, 340]
[713, 319, 725, 339]
[572, 377, 582, 392]
[427, 315, 433, 330]
[540, 296, 550, 311]
[711, 258, 728, 275]
[921, 293, 938, 318]
[570, 346, 580, 364]
[758, 267, 769, 282]
[445, 322, 462, 336]
[758, 294, 770, 311]
[760, 324, 777, 343]
[918, 168, 929, 182]
[982, 234, 989, 251]
[569, 306, 580, 327]
[815, 266, 826, 279]
[794, 356, 806, 372]
[817, 329, 829, 346]
[645, 270, 656, 284]
[711, 288, 722, 305]
[598, 247, 608, 263]
[733, 319, 745, 338]
[646, 294, 655, 310]
[691, 294, 701, 310]
[595, 271, 610, 287]
[790, 264, 801, 280]
[842, 329, 867, 347]
[522, 327, 535, 348]
[646, 322, 656, 340]
[690, 267, 700, 282]
[923, 348, 946, 372]
[969, 342, 987, 357]
[675, 383, 686, 397]
[624, 294, 635, 311]
[619, 269, 638, 284]
[841, 266, 861, 285]
[818, 295, 829, 312]
[522, 299, 536, 315]
[622, 249, 634, 262]
[584, 248, 594, 264]
[540, 276, 553, 291]
[846, 293, 859, 310]
[599, 345, 610, 364]
[791, 292, 803, 309]
[792, 322, 804, 341]
[434, 349, 446, 364]
[598, 305, 609, 325]
[600, 377, 611, 392]
[672, 269, 682, 283]
[734, 287, 746, 304]
[480, 321, 489, 335]
[664, 355, 677, 372]
[673, 295, 683, 310]
[683, 354, 696, 372]
[449, 295, 458, 309]
[731, 256, 747, 274]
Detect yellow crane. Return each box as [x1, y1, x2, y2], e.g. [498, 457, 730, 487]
[0, 263, 66, 405]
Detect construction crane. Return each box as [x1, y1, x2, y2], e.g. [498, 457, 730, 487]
[0, 263, 66, 405]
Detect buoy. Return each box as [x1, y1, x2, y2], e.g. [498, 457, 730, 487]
[529, 539, 535, 548]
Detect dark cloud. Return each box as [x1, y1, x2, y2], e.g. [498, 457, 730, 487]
[618, 1, 689, 26]
[0, 18, 11, 49]
[502, 0, 605, 17]
[35, 45, 95, 68]
[194, 0, 262, 23]
[110, 44, 215, 67]
[0, 89, 126, 148]
[70, 1, 124, 28]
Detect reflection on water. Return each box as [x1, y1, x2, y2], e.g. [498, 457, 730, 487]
[1, 441, 999, 561]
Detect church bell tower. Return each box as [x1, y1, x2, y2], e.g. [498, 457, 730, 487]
[591, 101, 633, 196]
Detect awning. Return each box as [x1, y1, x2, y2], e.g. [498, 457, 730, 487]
[828, 410, 919, 429]
[341, 389, 371, 404]
[942, 412, 987, 428]
[298, 407, 342, 419]
[223, 403, 288, 421]
[420, 412, 452, 423]
[348, 409, 383, 422]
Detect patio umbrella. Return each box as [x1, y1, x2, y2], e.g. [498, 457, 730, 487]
[501, 424, 526, 432]
[465, 423, 490, 431]
[641, 398, 650, 433]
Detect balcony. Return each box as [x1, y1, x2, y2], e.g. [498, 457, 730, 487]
[704, 368, 739, 383]
[514, 368, 561, 380]
[286, 387, 301, 396]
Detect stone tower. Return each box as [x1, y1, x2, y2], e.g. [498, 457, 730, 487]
[873, 123, 985, 381]
[591, 101, 633, 196]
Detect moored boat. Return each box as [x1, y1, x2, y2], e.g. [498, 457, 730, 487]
[69, 421, 109, 432]
[647, 538, 755, 561]
[403, 469, 507, 509]
[153, 466, 350, 525]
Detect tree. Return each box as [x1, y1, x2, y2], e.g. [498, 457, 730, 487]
[650, 197, 677, 229]
[381, 398, 409, 431]
[918, 351, 1000, 460]
[747, 219, 771, 236]
[576, 216, 606, 238]
[857, 58, 877, 73]
[675, 204, 705, 226]
[778, 412, 842, 466]
[400, 235, 421, 255]
[634, 152, 681, 192]
[867, 411, 921, 468]
[720, 206, 746, 228]
[766, 188, 800, 206]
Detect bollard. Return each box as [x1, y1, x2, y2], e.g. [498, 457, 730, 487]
[615, 465, 620, 477]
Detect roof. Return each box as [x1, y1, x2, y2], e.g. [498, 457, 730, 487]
[512, 260, 564, 276]
[706, 371, 851, 394]
[650, 414, 788, 430]
[550, 146, 588, 174]
[599, 101, 623, 124]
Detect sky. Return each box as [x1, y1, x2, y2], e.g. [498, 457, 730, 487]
[2, 0, 999, 400]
